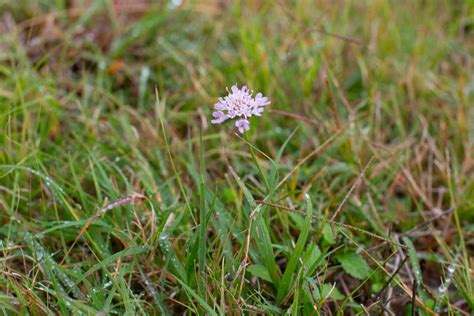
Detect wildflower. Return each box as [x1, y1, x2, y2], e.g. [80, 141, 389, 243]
[211, 84, 270, 133]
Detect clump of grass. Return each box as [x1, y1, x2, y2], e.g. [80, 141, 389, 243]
[0, 0, 473, 314]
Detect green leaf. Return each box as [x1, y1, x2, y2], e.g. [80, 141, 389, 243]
[276, 195, 313, 303]
[302, 244, 322, 276]
[231, 169, 279, 286]
[305, 278, 345, 308]
[247, 264, 272, 282]
[335, 252, 370, 280]
[320, 284, 345, 300]
[288, 212, 305, 230]
[322, 223, 336, 245]
[307, 278, 345, 300]
[402, 237, 427, 301]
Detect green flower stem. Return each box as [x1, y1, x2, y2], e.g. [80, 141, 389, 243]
[243, 133, 271, 193]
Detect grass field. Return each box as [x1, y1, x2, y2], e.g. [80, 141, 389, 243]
[0, 0, 473, 314]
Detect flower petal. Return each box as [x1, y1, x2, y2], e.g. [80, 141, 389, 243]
[213, 102, 225, 110]
[211, 111, 228, 124]
[254, 96, 270, 106]
[235, 119, 250, 133]
[252, 107, 264, 116]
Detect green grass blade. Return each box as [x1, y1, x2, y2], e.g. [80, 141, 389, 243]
[277, 194, 313, 303]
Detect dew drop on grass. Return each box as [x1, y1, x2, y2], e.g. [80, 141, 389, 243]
[139, 67, 150, 104]
[33, 242, 45, 262]
[168, 0, 183, 9]
[447, 264, 455, 274]
[98, 61, 106, 70]
[62, 275, 77, 291]
[438, 285, 446, 294]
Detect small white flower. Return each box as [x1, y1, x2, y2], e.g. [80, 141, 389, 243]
[235, 119, 250, 134]
[211, 84, 270, 133]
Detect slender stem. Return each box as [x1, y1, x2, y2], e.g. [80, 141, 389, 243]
[198, 128, 207, 297]
[244, 133, 270, 192]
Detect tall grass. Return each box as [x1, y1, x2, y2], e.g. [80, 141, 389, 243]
[0, 0, 472, 314]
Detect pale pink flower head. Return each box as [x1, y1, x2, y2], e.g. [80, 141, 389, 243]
[211, 84, 270, 133]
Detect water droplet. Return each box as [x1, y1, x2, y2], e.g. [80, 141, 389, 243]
[438, 285, 446, 294]
[168, 0, 183, 8]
